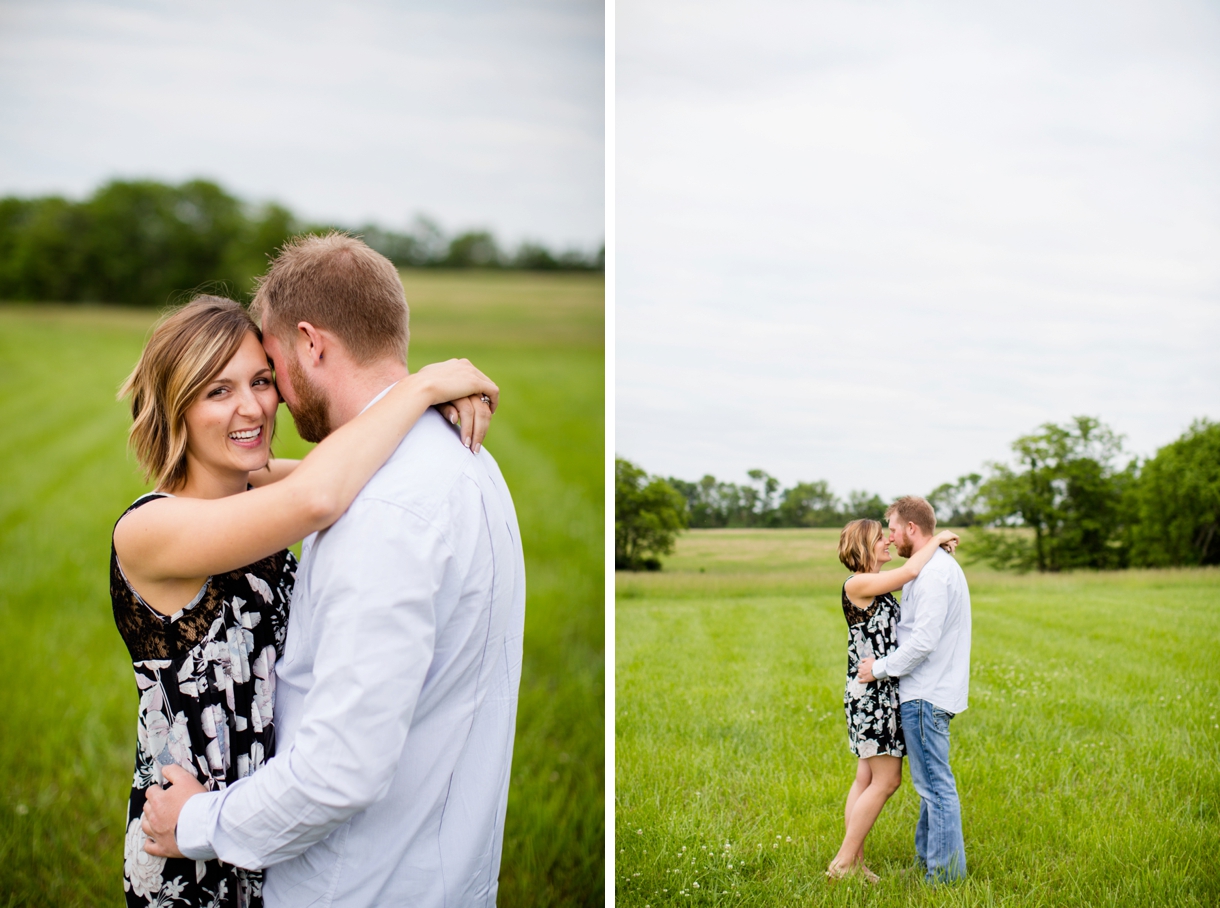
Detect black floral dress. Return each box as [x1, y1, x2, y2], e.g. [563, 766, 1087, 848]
[841, 580, 905, 758]
[111, 493, 296, 908]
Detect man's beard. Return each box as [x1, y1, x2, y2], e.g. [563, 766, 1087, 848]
[896, 536, 915, 559]
[285, 354, 333, 443]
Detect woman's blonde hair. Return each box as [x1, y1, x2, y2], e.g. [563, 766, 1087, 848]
[838, 518, 885, 573]
[118, 296, 260, 491]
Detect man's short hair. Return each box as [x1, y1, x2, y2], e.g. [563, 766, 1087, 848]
[251, 231, 409, 364]
[885, 495, 937, 536]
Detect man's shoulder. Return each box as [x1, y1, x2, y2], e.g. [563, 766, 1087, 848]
[357, 409, 474, 510]
[925, 549, 968, 585]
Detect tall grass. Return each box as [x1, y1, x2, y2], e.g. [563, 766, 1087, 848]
[616, 528, 1220, 907]
[0, 269, 603, 907]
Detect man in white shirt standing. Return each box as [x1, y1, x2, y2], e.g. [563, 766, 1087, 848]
[141, 233, 526, 906]
[858, 495, 970, 883]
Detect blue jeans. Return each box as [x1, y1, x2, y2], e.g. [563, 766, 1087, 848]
[900, 699, 966, 883]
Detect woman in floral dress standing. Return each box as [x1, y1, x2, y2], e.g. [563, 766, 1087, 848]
[111, 296, 499, 907]
[827, 518, 958, 882]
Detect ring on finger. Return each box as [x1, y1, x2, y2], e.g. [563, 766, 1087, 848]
[479, 393, 491, 405]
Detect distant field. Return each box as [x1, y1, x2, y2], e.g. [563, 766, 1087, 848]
[616, 528, 1220, 907]
[0, 269, 604, 907]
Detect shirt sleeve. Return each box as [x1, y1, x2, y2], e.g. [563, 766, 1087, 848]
[176, 497, 449, 869]
[874, 567, 950, 681]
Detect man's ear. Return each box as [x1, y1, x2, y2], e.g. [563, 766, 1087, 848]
[296, 321, 326, 366]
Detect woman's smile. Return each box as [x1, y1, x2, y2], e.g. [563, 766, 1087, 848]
[228, 425, 264, 447]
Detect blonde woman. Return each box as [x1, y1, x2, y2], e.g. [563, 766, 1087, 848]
[828, 518, 958, 881]
[112, 296, 497, 908]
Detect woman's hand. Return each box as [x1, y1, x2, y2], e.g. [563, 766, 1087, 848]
[936, 530, 960, 554]
[415, 359, 499, 452]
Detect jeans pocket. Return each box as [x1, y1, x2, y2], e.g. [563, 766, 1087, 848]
[931, 707, 952, 733]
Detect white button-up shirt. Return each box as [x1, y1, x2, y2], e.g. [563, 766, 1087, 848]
[872, 548, 971, 714]
[177, 405, 526, 907]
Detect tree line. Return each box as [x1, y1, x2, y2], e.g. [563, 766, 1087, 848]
[616, 416, 1220, 572]
[0, 179, 604, 307]
[666, 472, 888, 529]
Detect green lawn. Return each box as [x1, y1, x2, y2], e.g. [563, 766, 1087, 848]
[616, 528, 1220, 907]
[0, 269, 604, 907]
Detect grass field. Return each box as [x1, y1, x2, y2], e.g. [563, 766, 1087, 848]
[615, 529, 1220, 907]
[0, 269, 603, 907]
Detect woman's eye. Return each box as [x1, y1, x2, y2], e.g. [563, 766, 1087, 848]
[207, 387, 227, 398]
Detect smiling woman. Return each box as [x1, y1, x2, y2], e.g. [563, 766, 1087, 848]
[106, 294, 499, 907]
[181, 332, 280, 488]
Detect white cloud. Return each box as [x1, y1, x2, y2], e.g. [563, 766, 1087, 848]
[617, 0, 1220, 497]
[0, 0, 604, 248]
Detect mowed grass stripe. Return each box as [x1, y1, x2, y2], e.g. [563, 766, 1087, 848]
[616, 528, 1220, 907]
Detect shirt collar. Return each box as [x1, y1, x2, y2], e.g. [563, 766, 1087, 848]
[359, 381, 401, 416]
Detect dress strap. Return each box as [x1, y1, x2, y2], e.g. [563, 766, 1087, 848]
[114, 491, 171, 529]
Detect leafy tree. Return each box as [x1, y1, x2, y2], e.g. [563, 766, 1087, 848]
[1128, 419, 1220, 566]
[80, 179, 249, 305]
[666, 476, 717, 528]
[0, 195, 88, 301]
[927, 473, 983, 526]
[666, 474, 748, 528]
[444, 231, 502, 268]
[356, 223, 428, 267]
[744, 469, 782, 526]
[842, 490, 887, 522]
[514, 242, 559, 271]
[0, 181, 603, 307]
[974, 417, 1132, 572]
[777, 480, 841, 527]
[668, 471, 889, 529]
[616, 458, 688, 570]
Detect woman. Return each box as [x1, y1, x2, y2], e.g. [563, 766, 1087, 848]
[827, 518, 958, 882]
[112, 295, 499, 907]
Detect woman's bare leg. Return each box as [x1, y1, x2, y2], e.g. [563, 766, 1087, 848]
[830, 755, 902, 871]
[844, 758, 871, 834]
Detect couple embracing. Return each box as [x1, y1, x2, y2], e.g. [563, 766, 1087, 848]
[112, 232, 525, 907]
[829, 496, 971, 884]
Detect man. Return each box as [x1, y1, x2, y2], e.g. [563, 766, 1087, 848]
[142, 232, 526, 907]
[858, 495, 970, 883]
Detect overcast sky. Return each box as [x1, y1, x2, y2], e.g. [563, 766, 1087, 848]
[0, 0, 603, 249]
[617, 0, 1220, 500]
